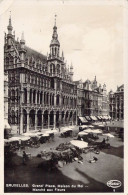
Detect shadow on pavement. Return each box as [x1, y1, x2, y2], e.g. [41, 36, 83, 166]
[101, 145, 123, 158]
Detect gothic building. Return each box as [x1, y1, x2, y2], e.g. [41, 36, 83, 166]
[4, 16, 77, 134]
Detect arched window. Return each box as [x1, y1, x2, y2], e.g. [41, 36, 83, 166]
[57, 64, 60, 74]
[11, 89, 15, 103]
[11, 110, 15, 124]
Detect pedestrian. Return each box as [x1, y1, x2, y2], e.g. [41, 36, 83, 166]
[22, 150, 27, 165]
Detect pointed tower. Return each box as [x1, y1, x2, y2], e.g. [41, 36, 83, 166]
[50, 15, 60, 58]
[61, 51, 64, 61]
[19, 32, 26, 64]
[7, 14, 13, 47]
[70, 62, 74, 81]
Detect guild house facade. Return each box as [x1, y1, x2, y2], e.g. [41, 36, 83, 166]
[74, 77, 109, 123]
[4, 16, 77, 134]
[109, 85, 124, 120]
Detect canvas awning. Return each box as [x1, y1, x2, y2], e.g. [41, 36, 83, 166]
[79, 117, 88, 123]
[85, 116, 91, 121]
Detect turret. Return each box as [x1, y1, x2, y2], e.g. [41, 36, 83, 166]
[7, 15, 13, 47]
[61, 51, 64, 61]
[20, 32, 25, 49]
[7, 15, 13, 35]
[70, 62, 74, 81]
[19, 32, 26, 63]
[50, 15, 60, 58]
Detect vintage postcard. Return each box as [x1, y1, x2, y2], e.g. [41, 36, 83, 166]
[0, 0, 127, 194]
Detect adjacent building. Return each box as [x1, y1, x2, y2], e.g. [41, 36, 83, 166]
[109, 85, 124, 120]
[75, 77, 109, 121]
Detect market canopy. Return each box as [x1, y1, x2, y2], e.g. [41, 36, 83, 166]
[9, 137, 21, 142]
[20, 136, 30, 141]
[70, 140, 88, 149]
[79, 117, 88, 123]
[45, 130, 58, 134]
[103, 133, 114, 138]
[80, 125, 88, 129]
[85, 116, 91, 121]
[88, 125, 94, 128]
[84, 129, 93, 133]
[23, 132, 39, 137]
[78, 131, 89, 135]
[42, 133, 50, 137]
[89, 116, 97, 121]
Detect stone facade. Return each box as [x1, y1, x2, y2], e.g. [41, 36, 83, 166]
[75, 77, 109, 118]
[4, 17, 77, 134]
[109, 85, 124, 120]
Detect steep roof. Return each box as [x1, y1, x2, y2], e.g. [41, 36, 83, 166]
[25, 46, 47, 63]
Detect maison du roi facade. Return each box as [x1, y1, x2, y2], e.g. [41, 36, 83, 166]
[4, 17, 123, 134]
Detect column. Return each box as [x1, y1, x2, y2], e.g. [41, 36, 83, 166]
[54, 113, 56, 129]
[35, 91, 37, 104]
[48, 113, 50, 128]
[20, 87, 24, 105]
[27, 89, 30, 104]
[48, 94, 50, 106]
[42, 113, 44, 130]
[75, 111, 77, 125]
[42, 91, 44, 106]
[39, 91, 40, 104]
[26, 112, 29, 132]
[35, 110, 37, 130]
[54, 94, 56, 106]
[31, 89, 33, 104]
[64, 113, 66, 126]
[59, 112, 61, 127]
[20, 109, 23, 134]
[72, 115, 73, 126]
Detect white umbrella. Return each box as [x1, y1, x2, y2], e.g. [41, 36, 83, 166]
[88, 125, 94, 128]
[20, 136, 30, 141]
[103, 133, 114, 138]
[98, 124, 104, 127]
[9, 137, 21, 141]
[78, 132, 89, 135]
[42, 133, 49, 137]
[23, 132, 39, 137]
[70, 140, 88, 149]
[45, 130, 57, 134]
[81, 125, 88, 128]
[4, 139, 12, 143]
[91, 129, 102, 134]
[84, 129, 93, 133]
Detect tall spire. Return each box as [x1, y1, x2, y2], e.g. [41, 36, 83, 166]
[54, 14, 57, 26]
[20, 32, 25, 49]
[7, 12, 13, 34]
[50, 14, 60, 46]
[50, 14, 60, 57]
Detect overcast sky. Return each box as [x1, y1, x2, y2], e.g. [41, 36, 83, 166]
[1, 0, 124, 92]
